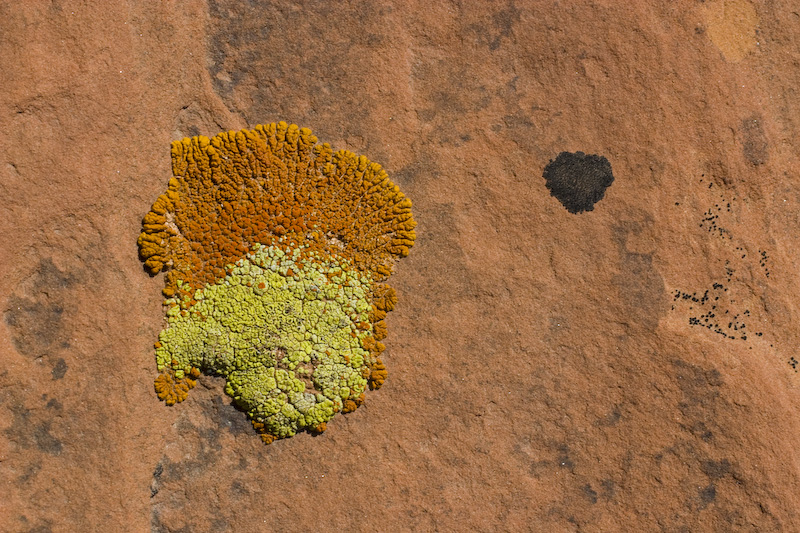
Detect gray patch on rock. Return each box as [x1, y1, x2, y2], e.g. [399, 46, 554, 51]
[150, 460, 164, 498]
[740, 115, 768, 166]
[582, 483, 599, 504]
[465, 2, 521, 51]
[410, 58, 492, 145]
[5, 258, 76, 359]
[149, 419, 233, 532]
[701, 458, 732, 480]
[51, 358, 68, 380]
[4, 404, 63, 456]
[555, 443, 575, 471]
[229, 479, 248, 497]
[211, 395, 252, 436]
[173, 102, 227, 142]
[672, 359, 725, 444]
[22, 521, 53, 533]
[611, 214, 667, 331]
[698, 483, 716, 508]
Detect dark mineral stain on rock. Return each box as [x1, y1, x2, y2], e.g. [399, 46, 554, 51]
[542, 151, 614, 214]
[740, 115, 768, 166]
[4, 404, 63, 456]
[4, 258, 75, 359]
[51, 358, 68, 380]
[698, 483, 717, 508]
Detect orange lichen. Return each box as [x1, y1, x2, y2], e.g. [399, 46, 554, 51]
[369, 284, 397, 323]
[154, 367, 200, 405]
[252, 422, 277, 445]
[137, 122, 416, 303]
[368, 359, 388, 390]
[361, 335, 387, 368]
[373, 321, 388, 341]
[342, 393, 366, 413]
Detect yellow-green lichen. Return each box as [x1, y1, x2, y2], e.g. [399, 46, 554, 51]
[140, 123, 416, 444]
[156, 242, 374, 440]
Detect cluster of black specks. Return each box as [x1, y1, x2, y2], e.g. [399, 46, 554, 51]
[672, 282, 761, 340]
[697, 177, 737, 240]
[672, 175, 794, 370]
[758, 249, 770, 278]
[699, 201, 733, 240]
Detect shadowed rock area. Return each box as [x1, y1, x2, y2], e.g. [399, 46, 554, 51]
[2, 1, 800, 531]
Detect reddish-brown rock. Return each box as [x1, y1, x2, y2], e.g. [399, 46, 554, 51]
[2, 1, 800, 531]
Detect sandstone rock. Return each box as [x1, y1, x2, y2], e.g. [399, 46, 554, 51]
[2, 1, 799, 531]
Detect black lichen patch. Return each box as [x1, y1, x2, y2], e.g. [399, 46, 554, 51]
[542, 151, 614, 214]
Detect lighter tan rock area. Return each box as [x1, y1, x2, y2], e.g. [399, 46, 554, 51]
[3, 2, 800, 531]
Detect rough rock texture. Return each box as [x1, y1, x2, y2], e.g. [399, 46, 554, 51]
[2, 1, 800, 531]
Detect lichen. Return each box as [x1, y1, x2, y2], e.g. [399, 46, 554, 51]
[138, 122, 415, 443]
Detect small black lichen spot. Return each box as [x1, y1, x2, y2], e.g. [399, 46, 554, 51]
[542, 151, 614, 214]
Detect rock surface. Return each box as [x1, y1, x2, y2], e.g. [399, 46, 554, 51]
[2, 1, 800, 531]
